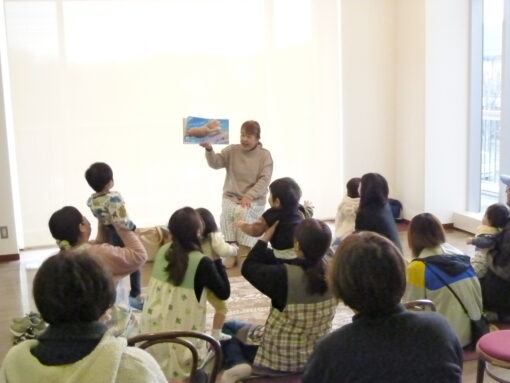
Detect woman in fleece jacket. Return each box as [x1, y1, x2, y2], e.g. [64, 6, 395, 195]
[0, 251, 166, 383]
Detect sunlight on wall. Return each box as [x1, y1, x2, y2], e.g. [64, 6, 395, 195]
[4, 0, 341, 246]
[274, 0, 312, 48]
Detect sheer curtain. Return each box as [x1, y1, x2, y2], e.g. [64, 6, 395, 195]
[5, 0, 341, 246]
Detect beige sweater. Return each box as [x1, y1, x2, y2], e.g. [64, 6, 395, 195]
[80, 224, 147, 284]
[205, 144, 273, 204]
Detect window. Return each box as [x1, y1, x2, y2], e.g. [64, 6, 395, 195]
[469, 0, 504, 212]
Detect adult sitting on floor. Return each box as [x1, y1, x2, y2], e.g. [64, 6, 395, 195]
[303, 232, 462, 383]
[0, 251, 167, 383]
[220, 218, 337, 383]
[48, 206, 147, 286]
[404, 212, 483, 348]
[48, 206, 148, 334]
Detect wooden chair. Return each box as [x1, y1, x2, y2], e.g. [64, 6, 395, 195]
[403, 299, 436, 312]
[476, 330, 510, 383]
[128, 330, 222, 383]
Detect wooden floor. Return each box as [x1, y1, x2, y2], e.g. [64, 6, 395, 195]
[0, 227, 505, 382]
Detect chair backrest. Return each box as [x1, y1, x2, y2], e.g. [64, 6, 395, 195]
[403, 299, 436, 312]
[128, 330, 222, 383]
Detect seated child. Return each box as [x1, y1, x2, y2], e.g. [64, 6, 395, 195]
[85, 162, 142, 310]
[333, 177, 361, 246]
[237, 177, 303, 259]
[468, 202, 510, 277]
[196, 208, 237, 341]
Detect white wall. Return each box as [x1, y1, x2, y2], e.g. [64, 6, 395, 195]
[395, 0, 426, 219]
[343, 0, 469, 223]
[4, 0, 342, 248]
[341, 0, 396, 189]
[0, 0, 475, 252]
[0, 1, 19, 256]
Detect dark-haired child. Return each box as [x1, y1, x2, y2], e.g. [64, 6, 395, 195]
[85, 162, 142, 310]
[237, 177, 304, 260]
[334, 177, 361, 244]
[196, 208, 237, 341]
[140, 207, 230, 380]
[468, 202, 510, 277]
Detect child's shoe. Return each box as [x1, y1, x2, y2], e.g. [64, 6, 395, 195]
[212, 329, 232, 341]
[10, 312, 46, 337]
[129, 295, 145, 311]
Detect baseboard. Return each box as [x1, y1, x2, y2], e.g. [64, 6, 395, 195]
[443, 223, 454, 230]
[0, 253, 20, 262]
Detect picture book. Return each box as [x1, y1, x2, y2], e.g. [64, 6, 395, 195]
[183, 116, 229, 144]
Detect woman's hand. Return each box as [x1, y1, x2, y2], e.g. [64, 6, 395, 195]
[200, 142, 212, 151]
[262, 221, 279, 242]
[240, 196, 252, 208]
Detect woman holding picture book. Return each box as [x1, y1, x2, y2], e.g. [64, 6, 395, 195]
[200, 120, 273, 267]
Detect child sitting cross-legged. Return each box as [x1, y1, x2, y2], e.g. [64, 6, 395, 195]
[236, 177, 304, 260]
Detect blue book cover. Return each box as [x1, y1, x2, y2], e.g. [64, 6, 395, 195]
[183, 116, 229, 144]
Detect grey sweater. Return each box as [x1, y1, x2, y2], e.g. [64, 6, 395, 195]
[205, 143, 273, 204]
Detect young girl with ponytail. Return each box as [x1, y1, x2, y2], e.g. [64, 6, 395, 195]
[140, 207, 230, 381]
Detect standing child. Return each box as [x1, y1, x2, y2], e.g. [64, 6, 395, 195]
[237, 177, 304, 259]
[196, 208, 237, 341]
[333, 177, 361, 246]
[85, 162, 143, 310]
[468, 203, 510, 277]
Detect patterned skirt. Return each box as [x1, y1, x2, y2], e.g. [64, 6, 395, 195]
[220, 198, 265, 247]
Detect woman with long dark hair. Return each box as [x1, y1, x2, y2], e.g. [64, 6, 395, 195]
[355, 172, 401, 249]
[220, 219, 337, 383]
[140, 207, 230, 381]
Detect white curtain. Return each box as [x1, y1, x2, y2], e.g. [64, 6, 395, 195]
[5, 0, 342, 247]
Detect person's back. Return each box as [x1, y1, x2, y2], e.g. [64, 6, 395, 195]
[140, 207, 230, 380]
[406, 250, 482, 347]
[238, 177, 304, 259]
[335, 177, 361, 240]
[405, 213, 483, 347]
[1, 334, 165, 383]
[355, 173, 401, 250]
[262, 206, 303, 251]
[85, 163, 135, 235]
[239, 219, 337, 374]
[0, 251, 166, 383]
[254, 261, 337, 372]
[304, 307, 462, 383]
[303, 232, 462, 383]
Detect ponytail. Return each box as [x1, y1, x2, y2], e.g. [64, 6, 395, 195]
[294, 219, 332, 295]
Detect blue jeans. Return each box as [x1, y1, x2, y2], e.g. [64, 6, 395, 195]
[221, 321, 258, 369]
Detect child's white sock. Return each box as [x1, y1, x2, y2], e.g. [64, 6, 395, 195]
[221, 363, 252, 383]
[212, 329, 232, 341]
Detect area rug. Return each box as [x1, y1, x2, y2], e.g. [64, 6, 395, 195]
[205, 276, 354, 330]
